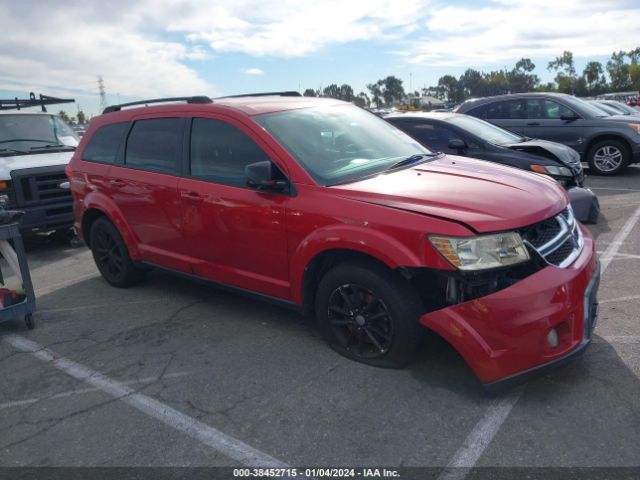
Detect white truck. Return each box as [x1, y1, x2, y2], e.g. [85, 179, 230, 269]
[0, 93, 79, 235]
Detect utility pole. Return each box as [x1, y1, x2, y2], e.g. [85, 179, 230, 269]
[97, 75, 107, 111]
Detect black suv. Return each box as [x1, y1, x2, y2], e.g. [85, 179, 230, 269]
[455, 92, 640, 175]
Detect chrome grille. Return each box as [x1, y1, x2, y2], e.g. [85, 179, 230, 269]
[521, 206, 584, 268]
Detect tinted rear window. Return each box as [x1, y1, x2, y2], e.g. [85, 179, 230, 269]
[486, 100, 525, 119]
[125, 118, 182, 174]
[82, 123, 129, 163]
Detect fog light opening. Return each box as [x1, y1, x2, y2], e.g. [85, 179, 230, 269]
[547, 328, 559, 348]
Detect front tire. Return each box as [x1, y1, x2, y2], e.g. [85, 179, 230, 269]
[587, 139, 629, 175]
[90, 217, 145, 288]
[315, 262, 425, 368]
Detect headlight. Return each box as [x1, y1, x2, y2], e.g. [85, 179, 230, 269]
[628, 123, 640, 135]
[430, 232, 530, 271]
[0, 181, 10, 207]
[530, 165, 573, 177]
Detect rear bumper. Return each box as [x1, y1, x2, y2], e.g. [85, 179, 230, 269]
[419, 227, 598, 386]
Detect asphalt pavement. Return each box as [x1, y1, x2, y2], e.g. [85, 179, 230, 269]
[0, 166, 638, 479]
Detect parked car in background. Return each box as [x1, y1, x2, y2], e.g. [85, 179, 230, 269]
[0, 93, 77, 234]
[68, 93, 599, 389]
[595, 100, 640, 117]
[456, 93, 640, 175]
[386, 112, 599, 223]
[586, 100, 623, 116]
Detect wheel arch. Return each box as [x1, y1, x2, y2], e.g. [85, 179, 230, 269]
[584, 134, 632, 160]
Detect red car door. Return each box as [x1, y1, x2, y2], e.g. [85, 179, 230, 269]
[177, 116, 290, 299]
[109, 117, 190, 272]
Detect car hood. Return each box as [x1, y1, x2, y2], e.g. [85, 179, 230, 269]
[0, 151, 72, 180]
[500, 139, 581, 169]
[602, 115, 640, 123]
[332, 155, 567, 233]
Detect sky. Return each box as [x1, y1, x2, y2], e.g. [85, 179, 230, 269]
[1, 0, 639, 118]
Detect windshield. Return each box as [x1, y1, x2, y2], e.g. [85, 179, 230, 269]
[561, 96, 609, 118]
[254, 104, 434, 185]
[587, 101, 615, 116]
[0, 114, 79, 153]
[448, 114, 524, 145]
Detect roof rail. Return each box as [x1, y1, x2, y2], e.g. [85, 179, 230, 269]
[215, 91, 302, 99]
[0, 92, 75, 112]
[103, 96, 213, 114]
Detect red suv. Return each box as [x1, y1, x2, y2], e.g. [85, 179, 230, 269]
[68, 93, 599, 390]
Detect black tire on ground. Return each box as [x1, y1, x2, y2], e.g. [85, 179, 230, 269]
[315, 261, 425, 368]
[89, 217, 145, 288]
[587, 139, 629, 176]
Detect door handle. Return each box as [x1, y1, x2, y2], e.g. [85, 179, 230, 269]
[526, 122, 540, 126]
[110, 179, 126, 188]
[181, 191, 204, 202]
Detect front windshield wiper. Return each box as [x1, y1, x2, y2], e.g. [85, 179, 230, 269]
[0, 138, 57, 144]
[386, 153, 438, 171]
[29, 143, 75, 151]
[0, 147, 28, 154]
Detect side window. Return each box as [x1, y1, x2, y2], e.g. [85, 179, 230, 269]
[190, 118, 271, 187]
[486, 100, 525, 119]
[544, 100, 575, 119]
[125, 118, 181, 174]
[406, 123, 460, 151]
[81, 123, 128, 164]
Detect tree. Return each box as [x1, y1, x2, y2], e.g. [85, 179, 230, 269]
[354, 92, 370, 108]
[437, 75, 459, 102]
[459, 68, 483, 97]
[548, 51, 577, 93]
[583, 62, 603, 88]
[77, 111, 86, 124]
[607, 50, 631, 91]
[303, 88, 317, 97]
[58, 110, 70, 122]
[322, 84, 341, 99]
[509, 58, 539, 93]
[380, 76, 405, 106]
[339, 84, 354, 102]
[628, 47, 640, 65]
[366, 82, 383, 107]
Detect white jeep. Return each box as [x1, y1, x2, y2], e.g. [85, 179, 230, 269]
[0, 94, 79, 234]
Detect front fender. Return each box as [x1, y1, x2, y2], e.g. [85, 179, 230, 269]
[289, 224, 424, 304]
[82, 191, 141, 260]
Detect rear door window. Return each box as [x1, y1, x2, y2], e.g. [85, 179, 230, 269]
[125, 118, 182, 174]
[82, 123, 129, 164]
[486, 100, 525, 119]
[189, 118, 271, 187]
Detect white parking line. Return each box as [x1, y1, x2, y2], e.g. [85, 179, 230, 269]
[437, 388, 524, 480]
[600, 295, 640, 305]
[600, 206, 640, 273]
[0, 372, 191, 411]
[437, 205, 640, 479]
[2, 334, 288, 467]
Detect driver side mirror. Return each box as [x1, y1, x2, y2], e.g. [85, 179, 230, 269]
[245, 161, 288, 192]
[448, 138, 467, 153]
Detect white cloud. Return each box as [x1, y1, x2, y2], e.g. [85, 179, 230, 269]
[167, 0, 425, 57]
[407, 0, 640, 66]
[0, 2, 214, 107]
[242, 68, 265, 76]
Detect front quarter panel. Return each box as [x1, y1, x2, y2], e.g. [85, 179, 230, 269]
[287, 184, 472, 304]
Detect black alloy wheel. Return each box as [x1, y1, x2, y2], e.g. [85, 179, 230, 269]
[327, 283, 394, 358]
[90, 217, 145, 288]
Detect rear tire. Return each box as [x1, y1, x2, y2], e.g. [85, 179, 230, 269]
[315, 262, 425, 368]
[587, 139, 629, 175]
[90, 217, 145, 288]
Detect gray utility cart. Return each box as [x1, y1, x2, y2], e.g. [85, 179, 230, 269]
[0, 222, 36, 329]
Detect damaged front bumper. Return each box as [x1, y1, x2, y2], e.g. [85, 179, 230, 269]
[419, 231, 598, 389]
